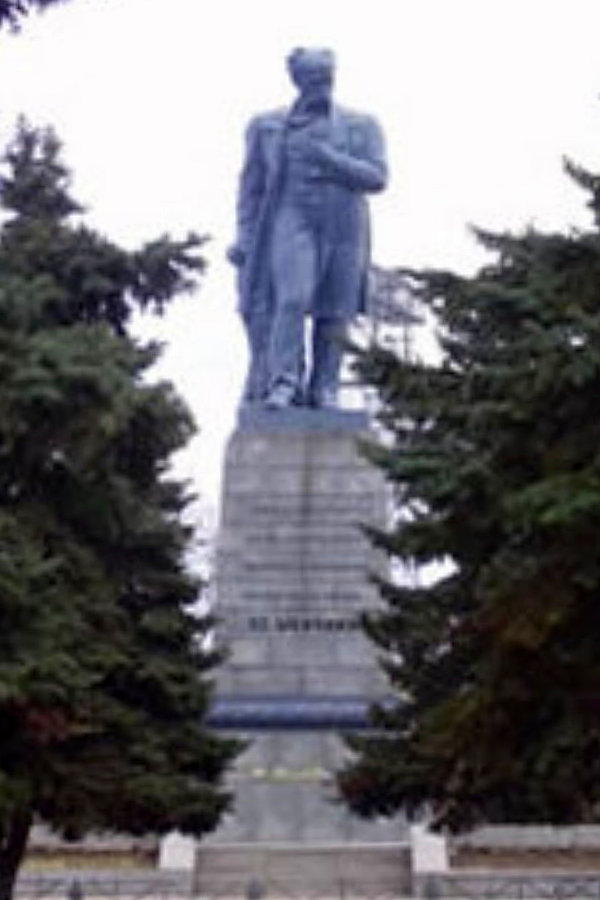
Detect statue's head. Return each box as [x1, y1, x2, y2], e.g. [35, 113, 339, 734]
[287, 47, 335, 103]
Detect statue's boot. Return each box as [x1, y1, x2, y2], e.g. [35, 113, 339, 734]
[265, 382, 297, 409]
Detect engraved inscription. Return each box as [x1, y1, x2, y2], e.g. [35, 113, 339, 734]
[247, 615, 361, 633]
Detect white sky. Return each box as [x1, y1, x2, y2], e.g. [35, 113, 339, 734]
[2, 0, 600, 535]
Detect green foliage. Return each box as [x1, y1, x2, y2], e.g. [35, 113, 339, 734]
[338, 158, 600, 832]
[0, 121, 237, 893]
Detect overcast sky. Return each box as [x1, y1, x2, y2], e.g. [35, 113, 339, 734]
[2, 0, 600, 532]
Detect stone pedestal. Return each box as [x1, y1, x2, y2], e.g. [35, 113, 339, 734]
[200, 410, 408, 896]
[215, 409, 388, 707]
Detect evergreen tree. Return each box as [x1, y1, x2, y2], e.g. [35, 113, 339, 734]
[0, 120, 238, 900]
[338, 157, 600, 832]
[0, 0, 67, 30]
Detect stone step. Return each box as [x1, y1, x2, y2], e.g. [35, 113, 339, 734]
[195, 842, 411, 898]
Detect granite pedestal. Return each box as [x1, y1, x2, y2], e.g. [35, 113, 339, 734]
[199, 409, 408, 896]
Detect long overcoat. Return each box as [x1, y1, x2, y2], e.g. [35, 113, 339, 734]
[234, 104, 387, 323]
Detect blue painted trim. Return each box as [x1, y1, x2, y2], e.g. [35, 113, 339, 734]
[237, 407, 369, 434]
[207, 694, 381, 730]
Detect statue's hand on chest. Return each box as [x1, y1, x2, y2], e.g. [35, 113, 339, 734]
[285, 128, 349, 186]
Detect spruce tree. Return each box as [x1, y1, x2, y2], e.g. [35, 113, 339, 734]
[0, 0, 67, 30]
[338, 157, 600, 832]
[0, 120, 238, 899]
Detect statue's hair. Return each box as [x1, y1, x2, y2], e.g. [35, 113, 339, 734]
[286, 47, 335, 81]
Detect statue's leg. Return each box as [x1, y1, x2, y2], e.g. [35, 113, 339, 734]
[265, 303, 305, 406]
[307, 242, 361, 408]
[241, 305, 270, 404]
[266, 213, 317, 407]
[307, 316, 347, 408]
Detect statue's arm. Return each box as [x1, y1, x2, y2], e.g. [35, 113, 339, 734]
[311, 117, 388, 193]
[229, 119, 266, 265]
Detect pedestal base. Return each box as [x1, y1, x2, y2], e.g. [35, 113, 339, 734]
[195, 842, 411, 898]
[204, 412, 406, 895]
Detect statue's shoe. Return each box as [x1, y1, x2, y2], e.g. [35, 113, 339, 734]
[265, 384, 296, 409]
[308, 389, 338, 409]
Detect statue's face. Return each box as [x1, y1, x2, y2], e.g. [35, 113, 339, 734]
[288, 49, 335, 106]
[296, 67, 333, 105]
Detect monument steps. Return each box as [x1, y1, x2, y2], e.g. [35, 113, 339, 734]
[194, 843, 412, 898]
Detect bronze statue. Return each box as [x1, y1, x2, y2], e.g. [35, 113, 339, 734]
[228, 47, 388, 409]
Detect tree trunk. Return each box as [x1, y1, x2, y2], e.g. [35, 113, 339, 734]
[0, 808, 33, 900]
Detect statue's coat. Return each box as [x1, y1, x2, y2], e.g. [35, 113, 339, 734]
[234, 104, 387, 324]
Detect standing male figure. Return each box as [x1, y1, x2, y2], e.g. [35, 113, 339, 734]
[228, 47, 388, 409]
